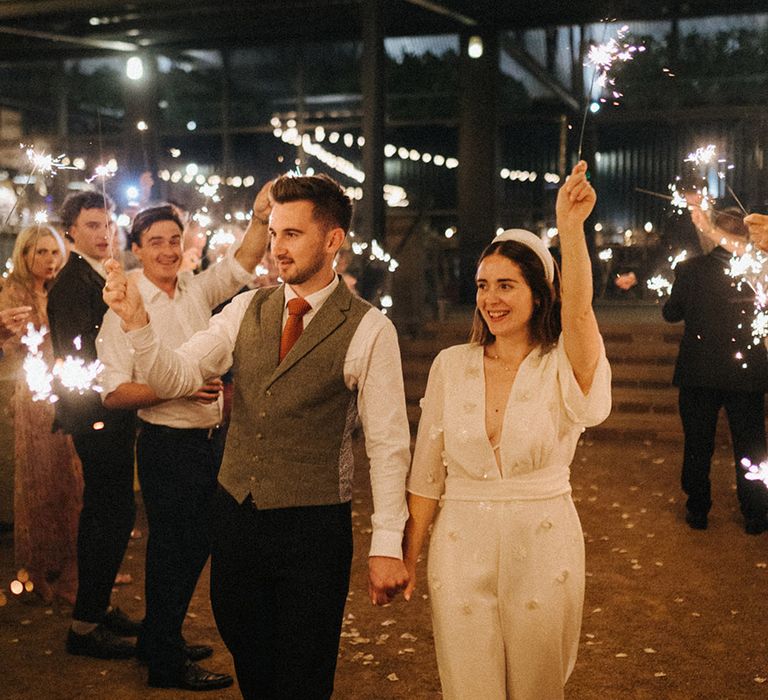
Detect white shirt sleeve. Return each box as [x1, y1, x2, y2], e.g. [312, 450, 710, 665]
[186, 243, 254, 310]
[126, 289, 256, 398]
[346, 309, 411, 559]
[407, 349, 447, 500]
[96, 308, 136, 399]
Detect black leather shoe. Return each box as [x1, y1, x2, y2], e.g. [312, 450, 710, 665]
[66, 625, 135, 659]
[148, 660, 233, 691]
[745, 518, 768, 535]
[136, 641, 213, 665]
[685, 510, 708, 530]
[103, 607, 142, 637]
[185, 644, 213, 662]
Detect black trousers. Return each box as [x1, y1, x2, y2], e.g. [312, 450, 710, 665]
[71, 417, 137, 623]
[210, 489, 352, 700]
[136, 422, 223, 676]
[678, 386, 768, 520]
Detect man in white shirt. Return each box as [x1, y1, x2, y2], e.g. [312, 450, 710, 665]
[102, 174, 411, 699]
[97, 190, 269, 691]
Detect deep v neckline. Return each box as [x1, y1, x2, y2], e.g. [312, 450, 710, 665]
[480, 346, 524, 478]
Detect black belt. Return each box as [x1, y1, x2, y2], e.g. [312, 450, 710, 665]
[139, 420, 221, 441]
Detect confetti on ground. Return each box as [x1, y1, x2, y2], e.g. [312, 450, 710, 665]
[387, 673, 399, 682]
[644, 648, 657, 654]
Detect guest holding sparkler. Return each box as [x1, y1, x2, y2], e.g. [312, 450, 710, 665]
[0, 225, 83, 605]
[663, 207, 768, 534]
[402, 162, 611, 699]
[96, 184, 270, 692]
[48, 191, 141, 659]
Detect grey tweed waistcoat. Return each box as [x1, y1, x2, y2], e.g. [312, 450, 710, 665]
[219, 279, 370, 509]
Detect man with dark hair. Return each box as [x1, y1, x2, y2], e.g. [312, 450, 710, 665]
[49, 190, 140, 659]
[103, 173, 411, 699]
[97, 188, 270, 691]
[664, 206, 768, 534]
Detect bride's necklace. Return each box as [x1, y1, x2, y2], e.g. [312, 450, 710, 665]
[484, 344, 533, 373]
[484, 350, 519, 373]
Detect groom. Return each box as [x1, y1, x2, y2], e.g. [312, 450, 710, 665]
[103, 173, 411, 698]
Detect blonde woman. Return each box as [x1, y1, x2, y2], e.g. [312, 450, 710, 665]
[0, 225, 83, 605]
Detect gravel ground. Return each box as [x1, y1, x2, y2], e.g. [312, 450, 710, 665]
[2, 430, 768, 699]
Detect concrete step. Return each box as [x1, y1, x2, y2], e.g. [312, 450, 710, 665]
[399, 310, 687, 439]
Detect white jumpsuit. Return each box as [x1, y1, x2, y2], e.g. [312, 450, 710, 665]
[408, 339, 611, 700]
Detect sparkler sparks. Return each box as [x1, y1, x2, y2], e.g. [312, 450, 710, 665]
[24, 147, 74, 176]
[586, 26, 644, 95]
[21, 325, 103, 404]
[670, 250, 688, 270]
[86, 159, 118, 183]
[684, 145, 718, 167]
[646, 275, 673, 297]
[728, 246, 768, 344]
[2, 145, 74, 229]
[742, 458, 768, 488]
[577, 24, 644, 158]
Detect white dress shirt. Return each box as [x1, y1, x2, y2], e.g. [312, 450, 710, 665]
[122, 275, 412, 559]
[97, 247, 253, 429]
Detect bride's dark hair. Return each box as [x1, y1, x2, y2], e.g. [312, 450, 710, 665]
[469, 239, 561, 353]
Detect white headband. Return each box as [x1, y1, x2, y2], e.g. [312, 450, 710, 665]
[492, 228, 555, 283]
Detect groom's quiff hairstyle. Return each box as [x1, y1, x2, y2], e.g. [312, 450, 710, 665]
[270, 174, 353, 234]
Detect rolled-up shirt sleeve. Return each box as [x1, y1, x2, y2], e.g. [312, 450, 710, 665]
[407, 350, 447, 500]
[348, 310, 411, 559]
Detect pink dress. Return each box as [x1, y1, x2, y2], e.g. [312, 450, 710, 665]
[0, 281, 83, 605]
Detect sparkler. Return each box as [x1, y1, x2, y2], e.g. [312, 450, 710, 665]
[21, 325, 103, 404]
[684, 145, 718, 167]
[24, 147, 74, 177]
[87, 158, 119, 259]
[741, 458, 768, 488]
[577, 25, 644, 159]
[1, 145, 75, 230]
[727, 185, 748, 216]
[646, 275, 672, 297]
[644, 251, 686, 298]
[727, 245, 768, 345]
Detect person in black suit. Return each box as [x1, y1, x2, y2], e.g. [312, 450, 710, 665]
[48, 191, 141, 658]
[663, 206, 768, 534]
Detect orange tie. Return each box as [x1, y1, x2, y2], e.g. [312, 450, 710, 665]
[279, 297, 312, 362]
